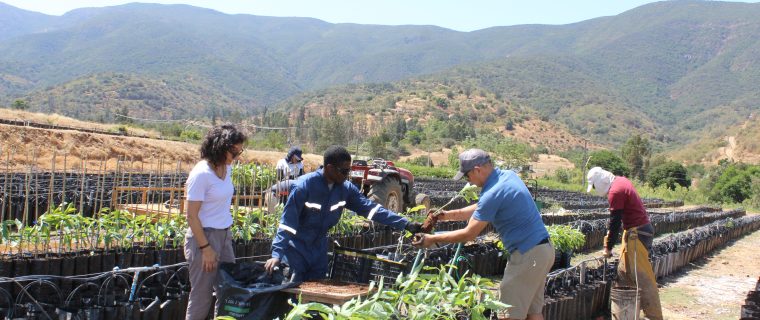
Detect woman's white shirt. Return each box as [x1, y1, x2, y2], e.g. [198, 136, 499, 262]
[185, 160, 234, 230]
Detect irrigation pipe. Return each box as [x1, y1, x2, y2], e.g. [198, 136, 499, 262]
[447, 242, 463, 277]
[10, 278, 53, 320]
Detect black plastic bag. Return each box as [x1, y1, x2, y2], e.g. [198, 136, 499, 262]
[216, 262, 298, 320]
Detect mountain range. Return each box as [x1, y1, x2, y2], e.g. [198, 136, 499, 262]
[0, 1, 758, 161]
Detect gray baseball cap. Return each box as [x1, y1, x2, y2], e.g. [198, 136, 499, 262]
[453, 149, 491, 180]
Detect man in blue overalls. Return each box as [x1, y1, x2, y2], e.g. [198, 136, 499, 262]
[264, 145, 422, 281]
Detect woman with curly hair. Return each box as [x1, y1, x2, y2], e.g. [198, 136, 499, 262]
[184, 124, 247, 320]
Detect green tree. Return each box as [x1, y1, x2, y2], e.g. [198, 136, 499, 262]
[117, 105, 132, 124]
[462, 132, 533, 170]
[554, 168, 573, 183]
[647, 161, 691, 190]
[505, 119, 515, 131]
[434, 97, 449, 109]
[621, 134, 651, 181]
[709, 163, 760, 203]
[588, 150, 630, 177]
[367, 135, 391, 159]
[12, 99, 29, 110]
[262, 131, 287, 150]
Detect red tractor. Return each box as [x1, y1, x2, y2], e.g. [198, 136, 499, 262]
[349, 158, 430, 213]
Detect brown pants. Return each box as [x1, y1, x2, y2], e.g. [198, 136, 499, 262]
[617, 226, 663, 320]
[499, 243, 555, 319]
[184, 228, 235, 320]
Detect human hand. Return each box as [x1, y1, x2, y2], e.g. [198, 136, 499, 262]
[201, 247, 219, 273]
[602, 248, 613, 259]
[265, 257, 281, 274]
[412, 233, 435, 248]
[405, 222, 423, 234]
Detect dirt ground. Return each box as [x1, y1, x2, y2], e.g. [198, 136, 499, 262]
[399, 148, 575, 178]
[1, 108, 160, 137]
[398, 147, 453, 166]
[0, 123, 322, 172]
[659, 229, 760, 320]
[529, 154, 575, 178]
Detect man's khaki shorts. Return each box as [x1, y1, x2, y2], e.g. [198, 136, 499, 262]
[499, 243, 555, 319]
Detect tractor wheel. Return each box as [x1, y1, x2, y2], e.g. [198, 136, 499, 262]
[414, 193, 431, 215]
[368, 177, 403, 212]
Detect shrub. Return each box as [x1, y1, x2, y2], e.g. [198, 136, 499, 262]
[588, 150, 630, 177]
[407, 156, 434, 167]
[647, 161, 691, 190]
[439, 138, 456, 148]
[554, 168, 573, 184]
[709, 164, 760, 203]
[179, 128, 203, 141]
[397, 162, 456, 178]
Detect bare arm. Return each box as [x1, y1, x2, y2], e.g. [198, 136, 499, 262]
[439, 203, 478, 221]
[186, 200, 218, 272]
[413, 216, 489, 247]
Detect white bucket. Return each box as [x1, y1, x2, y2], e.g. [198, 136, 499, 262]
[610, 286, 640, 320]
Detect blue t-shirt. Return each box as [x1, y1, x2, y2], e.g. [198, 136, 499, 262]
[473, 168, 549, 254]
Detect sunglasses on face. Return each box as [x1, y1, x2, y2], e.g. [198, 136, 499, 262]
[465, 166, 482, 180]
[230, 147, 245, 158]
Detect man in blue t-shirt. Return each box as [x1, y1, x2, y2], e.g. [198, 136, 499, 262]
[413, 149, 554, 320]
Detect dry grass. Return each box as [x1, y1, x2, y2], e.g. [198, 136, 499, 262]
[0, 124, 322, 172]
[0, 108, 160, 138]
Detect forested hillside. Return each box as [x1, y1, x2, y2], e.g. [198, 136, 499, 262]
[1, 1, 759, 158]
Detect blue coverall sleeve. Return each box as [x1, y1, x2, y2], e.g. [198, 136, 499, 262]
[346, 183, 409, 230]
[271, 184, 307, 259]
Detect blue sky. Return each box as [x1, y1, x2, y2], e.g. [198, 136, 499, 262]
[4, 0, 760, 31]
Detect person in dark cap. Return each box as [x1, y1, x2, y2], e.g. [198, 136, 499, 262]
[413, 148, 553, 320]
[269, 147, 307, 211]
[276, 147, 305, 181]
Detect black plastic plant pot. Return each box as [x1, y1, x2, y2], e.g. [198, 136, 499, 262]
[132, 252, 145, 267]
[0, 259, 13, 278]
[13, 258, 29, 277]
[159, 298, 177, 320]
[12, 259, 29, 298]
[0, 259, 13, 295]
[144, 248, 156, 266]
[117, 251, 133, 268]
[88, 252, 103, 274]
[0, 307, 12, 319]
[102, 251, 116, 272]
[158, 249, 175, 266]
[74, 255, 89, 275]
[175, 248, 186, 263]
[56, 305, 79, 319]
[236, 242, 246, 257]
[59, 261, 76, 294]
[0, 287, 13, 319]
[103, 302, 129, 319]
[175, 292, 188, 320]
[77, 306, 104, 320]
[48, 256, 63, 277]
[140, 298, 161, 320]
[13, 304, 27, 319]
[245, 242, 255, 257]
